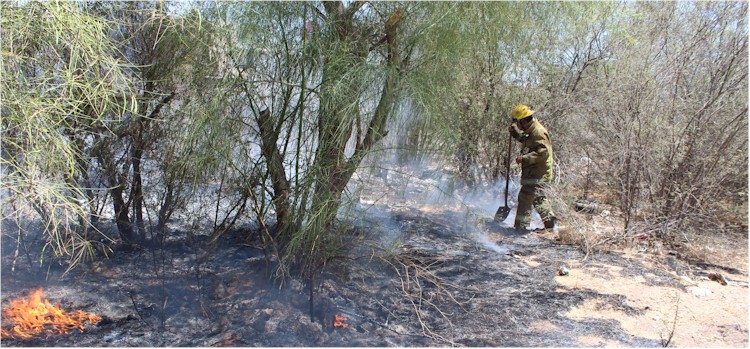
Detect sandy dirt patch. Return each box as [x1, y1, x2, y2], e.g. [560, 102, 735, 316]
[554, 252, 748, 347]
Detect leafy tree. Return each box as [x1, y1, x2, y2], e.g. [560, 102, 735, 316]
[204, 1, 415, 280]
[1, 1, 137, 269]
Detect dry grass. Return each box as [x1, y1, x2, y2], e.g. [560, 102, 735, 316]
[544, 178, 748, 275]
[552, 204, 748, 279]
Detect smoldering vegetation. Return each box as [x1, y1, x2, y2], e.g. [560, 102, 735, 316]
[3, 159, 667, 347]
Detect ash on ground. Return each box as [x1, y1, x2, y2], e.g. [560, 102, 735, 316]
[0, 163, 733, 347]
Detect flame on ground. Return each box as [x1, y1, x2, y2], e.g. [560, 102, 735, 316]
[0, 288, 101, 340]
[333, 313, 348, 329]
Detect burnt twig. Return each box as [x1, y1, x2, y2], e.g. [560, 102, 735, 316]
[381, 251, 470, 346]
[194, 260, 211, 318]
[309, 274, 315, 323]
[367, 316, 432, 339]
[11, 201, 33, 272]
[129, 292, 153, 330]
[661, 293, 680, 347]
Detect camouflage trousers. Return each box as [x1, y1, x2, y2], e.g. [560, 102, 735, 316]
[514, 183, 555, 229]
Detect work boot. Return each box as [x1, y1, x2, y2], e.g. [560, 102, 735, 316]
[543, 217, 558, 231]
[512, 224, 532, 236]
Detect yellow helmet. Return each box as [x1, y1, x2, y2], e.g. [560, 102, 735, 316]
[511, 104, 535, 120]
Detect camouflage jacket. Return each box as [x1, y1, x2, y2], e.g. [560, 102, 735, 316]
[510, 119, 554, 185]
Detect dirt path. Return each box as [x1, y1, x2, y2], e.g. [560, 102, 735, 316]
[551, 240, 749, 347]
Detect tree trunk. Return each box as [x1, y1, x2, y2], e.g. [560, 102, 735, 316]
[94, 139, 137, 243]
[111, 181, 136, 243]
[257, 108, 292, 236]
[308, 5, 403, 234]
[131, 137, 146, 241]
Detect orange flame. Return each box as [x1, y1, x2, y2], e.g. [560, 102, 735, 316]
[333, 313, 348, 329]
[0, 288, 101, 340]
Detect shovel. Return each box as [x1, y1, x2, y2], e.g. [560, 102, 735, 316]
[494, 132, 513, 222]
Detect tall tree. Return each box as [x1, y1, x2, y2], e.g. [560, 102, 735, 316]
[207, 1, 416, 279]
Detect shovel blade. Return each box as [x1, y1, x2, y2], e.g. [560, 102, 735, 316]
[494, 206, 511, 222]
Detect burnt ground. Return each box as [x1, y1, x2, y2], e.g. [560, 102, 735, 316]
[1, 168, 747, 347]
[0, 212, 675, 347]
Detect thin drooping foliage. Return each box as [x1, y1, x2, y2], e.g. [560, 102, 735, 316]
[405, 2, 545, 185]
[2, 1, 215, 269]
[2, 2, 138, 269]
[206, 2, 419, 281]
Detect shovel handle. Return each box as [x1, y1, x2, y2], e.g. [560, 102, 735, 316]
[495, 132, 514, 222]
[504, 131, 512, 206]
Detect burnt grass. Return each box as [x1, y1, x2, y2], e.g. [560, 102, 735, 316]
[0, 207, 669, 347]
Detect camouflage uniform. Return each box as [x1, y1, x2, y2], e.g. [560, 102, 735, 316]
[510, 118, 556, 229]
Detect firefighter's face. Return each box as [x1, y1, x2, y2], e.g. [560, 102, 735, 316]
[517, 117, 530, 130]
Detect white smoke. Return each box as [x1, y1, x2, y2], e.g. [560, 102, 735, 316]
[475, 231, 510, 255]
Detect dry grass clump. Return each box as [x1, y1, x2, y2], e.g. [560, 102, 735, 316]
[547, 183, 747, 274]
[543, 184, 629, 258]
[674, 228, 749, 274]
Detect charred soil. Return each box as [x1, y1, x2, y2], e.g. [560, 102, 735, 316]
[1, 174, 748, 347]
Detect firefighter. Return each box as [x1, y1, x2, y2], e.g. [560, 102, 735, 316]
[508, 104, 557, 233]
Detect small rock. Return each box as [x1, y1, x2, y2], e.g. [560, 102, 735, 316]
[390, 324, 407, 334]
[708, 272, 728, 286]
[214, 283, 228, 299]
